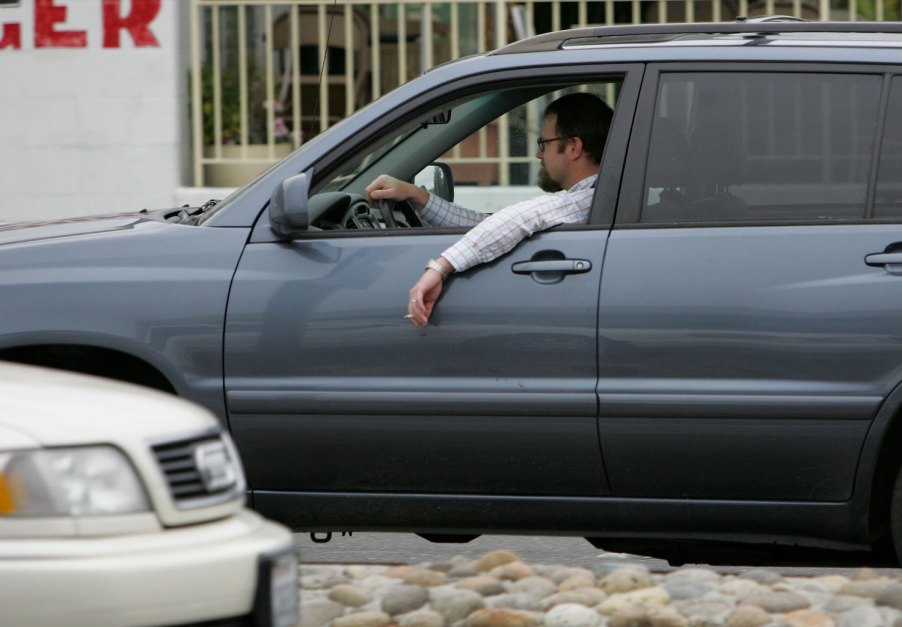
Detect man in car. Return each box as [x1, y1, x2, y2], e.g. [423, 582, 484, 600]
[365, 92, 613, 326]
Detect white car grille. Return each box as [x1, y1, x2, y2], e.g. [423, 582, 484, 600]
[151, 430, 246, 509]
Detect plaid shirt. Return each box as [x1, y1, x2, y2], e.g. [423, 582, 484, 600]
[419, 175, 598, 272]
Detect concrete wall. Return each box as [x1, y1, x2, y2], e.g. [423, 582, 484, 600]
[0, 0, 189, 222]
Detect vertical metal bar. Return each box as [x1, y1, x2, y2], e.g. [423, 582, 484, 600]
[494, 0, 505, 48]
[318, 4, 329, 132]
[685, 0, 694, 23]
[739, 0, 749, 18]
[477, 2, 488, 172]
[494, 0, 509, 185]
[398, 3, 407, 85]
[212, 6, 222, 159]
[793, 0, 802, 18]
[819, 0, 831, 21]
[632, 0, 642, 24]
[238, 5, 249, 155]
[877, 0, 884, 21]
[371, 3, 380, 100]
[478, 120, 486, 163]
[527, 93, 538, 175]
[712, 0, 722, 22]
[344, 7, 354, 116]
[450, 1, 459, 58]
[657, 0, 667, 23]
[264, 4, 276, 156]
[765, 0, 775, 16]
[578, 0, 587, 27]
[848, 0, 857, 20]
[451, 2, 461, 162]
[421, 2, 433, 72]
[291, 5, 301, 147]
[191, 0, 203, 185]
[606, 0, 614, 25]
[551, 0, 561, 32]
[499, 113, 511, 186]
[477, 2, 486, 52]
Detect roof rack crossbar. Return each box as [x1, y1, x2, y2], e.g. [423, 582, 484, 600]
[492, 20, 902, 55]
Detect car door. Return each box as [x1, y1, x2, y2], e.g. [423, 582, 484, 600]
[222, 72, 640, 510]
[598, 64, 902, 502]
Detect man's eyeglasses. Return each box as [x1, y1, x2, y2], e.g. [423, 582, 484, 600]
[536, 136, 567, 152]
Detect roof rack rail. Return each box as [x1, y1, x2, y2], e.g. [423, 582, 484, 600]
[491, 19, 902, 55]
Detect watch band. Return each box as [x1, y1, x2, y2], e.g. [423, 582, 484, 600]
[425, 258, 450, 280]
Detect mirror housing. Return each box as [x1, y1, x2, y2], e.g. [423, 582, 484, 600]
[269, 173, 310, 239]
[414, 163, 454, 203]
[429, 110, 452, 125]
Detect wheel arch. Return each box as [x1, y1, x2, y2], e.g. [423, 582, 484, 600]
[0, 343, 177, 394]
[860, 379, 902, 547]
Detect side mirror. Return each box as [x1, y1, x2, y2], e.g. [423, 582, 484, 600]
[269, 173, 310, 239]
[429, 110, 452, 125]
[414, 163, 454, 203]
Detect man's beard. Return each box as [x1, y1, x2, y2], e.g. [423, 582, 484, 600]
[538, 165, 563, 193]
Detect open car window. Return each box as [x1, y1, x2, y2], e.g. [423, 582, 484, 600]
[311, 79, 622, 229]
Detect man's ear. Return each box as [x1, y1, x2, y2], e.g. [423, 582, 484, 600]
[567, 136, 585, 160]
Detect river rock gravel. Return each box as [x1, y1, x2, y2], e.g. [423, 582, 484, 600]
[296, 550, 902, 627]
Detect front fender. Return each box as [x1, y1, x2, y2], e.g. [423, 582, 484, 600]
[0, 220, 251, 423]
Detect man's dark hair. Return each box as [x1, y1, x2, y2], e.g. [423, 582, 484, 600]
[544, 92, 613, 165]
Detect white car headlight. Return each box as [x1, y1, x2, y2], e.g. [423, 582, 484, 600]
[0, 446, 149, 516]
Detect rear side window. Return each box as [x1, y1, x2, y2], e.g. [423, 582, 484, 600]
[641, 72, 882, 223]
[876, 77, 902, 218]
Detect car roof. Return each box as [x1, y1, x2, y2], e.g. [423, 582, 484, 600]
[491, 18, 902, 55]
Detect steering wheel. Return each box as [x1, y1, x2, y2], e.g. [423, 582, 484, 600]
[379, 199, 397, 228]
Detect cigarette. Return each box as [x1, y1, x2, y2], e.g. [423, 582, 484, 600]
[403, 314, 414, 319]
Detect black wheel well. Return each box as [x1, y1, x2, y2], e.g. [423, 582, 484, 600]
[0, 344, 175, 394]
[869, 413, 902, 544]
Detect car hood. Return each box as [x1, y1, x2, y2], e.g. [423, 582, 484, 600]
[0, 209, 173, 248]
[0, 362, 217, 449]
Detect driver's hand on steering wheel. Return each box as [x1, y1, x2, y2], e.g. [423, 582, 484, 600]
[366, 175, 430, 209]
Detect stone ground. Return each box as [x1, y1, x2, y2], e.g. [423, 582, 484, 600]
[296, 549, 902, 626]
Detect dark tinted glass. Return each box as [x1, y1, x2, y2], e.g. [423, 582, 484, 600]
[642, 72, 881, 223]
[875, 77, 902, 218]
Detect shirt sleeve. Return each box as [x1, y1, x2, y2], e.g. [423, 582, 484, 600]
[440, 188, 592, 272]
[418, 194, 487, 228]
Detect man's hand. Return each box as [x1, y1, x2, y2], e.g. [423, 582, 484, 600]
[365, 175, 430, 208]
[407, 269, 443, 327]
[407, 258, 453, 326]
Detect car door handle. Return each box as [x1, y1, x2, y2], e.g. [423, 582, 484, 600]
[511, 259, 592, 274]
[865, 252, 902, 275]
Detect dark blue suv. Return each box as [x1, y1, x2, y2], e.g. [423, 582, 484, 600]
[4, 19, 902, 565]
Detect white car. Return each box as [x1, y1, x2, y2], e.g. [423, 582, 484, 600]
[0, 363, 298, 627]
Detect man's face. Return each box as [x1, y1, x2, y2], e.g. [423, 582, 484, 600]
[537, 113, 565, 193]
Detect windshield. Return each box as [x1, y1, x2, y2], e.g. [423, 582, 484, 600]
[319, 125, 421, 193]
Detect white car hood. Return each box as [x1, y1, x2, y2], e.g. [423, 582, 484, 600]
[0, 362, 215, 449]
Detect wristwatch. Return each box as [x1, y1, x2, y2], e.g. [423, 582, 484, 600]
[425, 258, 450, 280]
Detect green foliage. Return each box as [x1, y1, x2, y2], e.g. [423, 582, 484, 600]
[199, 59, 267, 146]
[855, 0, 901, 20]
